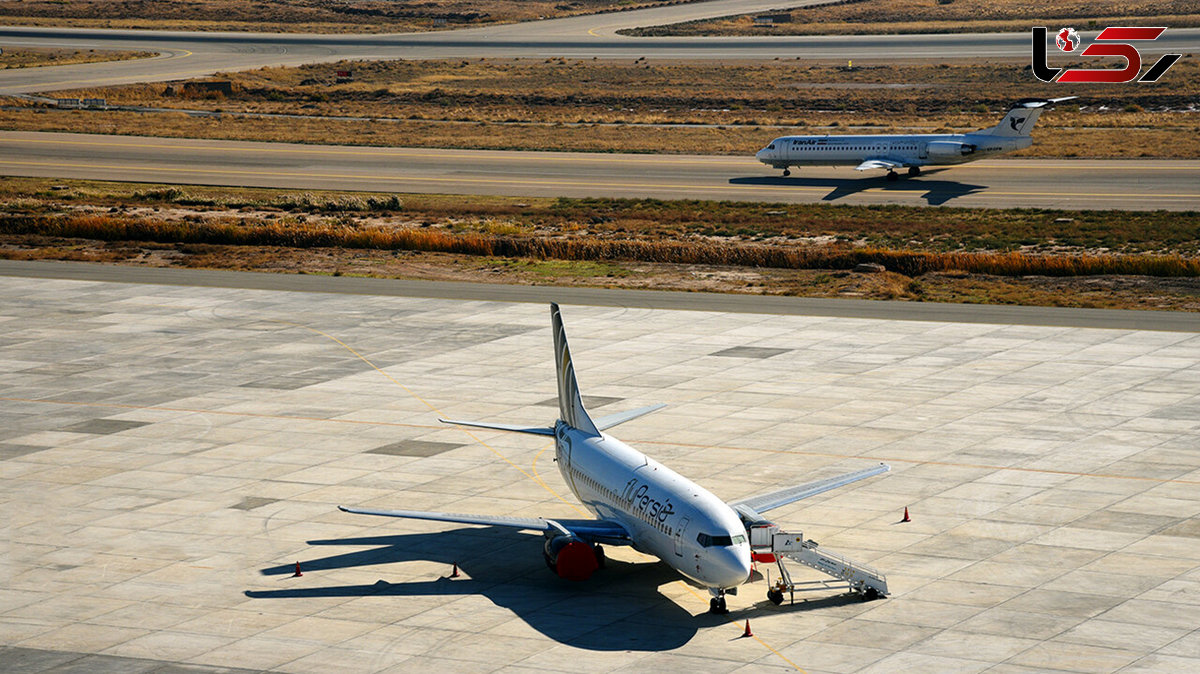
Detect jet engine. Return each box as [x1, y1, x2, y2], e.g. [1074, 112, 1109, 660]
[925, 141, 976, 159]
[543, 535, 601, 581]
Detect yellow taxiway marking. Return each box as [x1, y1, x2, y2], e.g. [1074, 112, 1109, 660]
[676, 582, 806, 672]
[3, 134, 1200, 171]
[3, 158, 1199, 202]
[7, 49, 195, 90]
[9, 157, 1200, 201]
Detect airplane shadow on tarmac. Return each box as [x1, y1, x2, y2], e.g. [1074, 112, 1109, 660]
[730, 169, 988, 206]
[244, 526, 719, 651]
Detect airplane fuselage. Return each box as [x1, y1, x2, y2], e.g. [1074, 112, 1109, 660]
[756, 132, 1029, 170]
[554, 421, 751, 589]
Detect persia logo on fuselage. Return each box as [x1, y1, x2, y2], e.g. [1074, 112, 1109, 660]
[1032, 26, 1182, 83]
[622, 478, 676, 533]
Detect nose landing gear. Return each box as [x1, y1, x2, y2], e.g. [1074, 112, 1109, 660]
[708, 589, 729, 614]
[782, 169, 791, 177]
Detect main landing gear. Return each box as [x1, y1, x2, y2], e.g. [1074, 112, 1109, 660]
[782, 169, 791, 177]
[887, 166, 922, 181]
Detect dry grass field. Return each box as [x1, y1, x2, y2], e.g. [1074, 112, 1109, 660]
[14, 58, 1199, 158]
[2, 177, 1199, 310]
[626, 0, 1200, 36]
[0, 0, 687, 33]
[0, 47, 153, 69]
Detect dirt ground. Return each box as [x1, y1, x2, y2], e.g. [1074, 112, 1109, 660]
[20, 58, 1197, 159]
[0, 0, 691, 33]
[625, 0, 1200, 35]
[3, 235, 1198, 311]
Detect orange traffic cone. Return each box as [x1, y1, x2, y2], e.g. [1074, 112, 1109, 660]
[450, 562, 460, 578]
[293, 561, 303, 577]
[743, 620, 753, 638]
[901, 507, 911, 523]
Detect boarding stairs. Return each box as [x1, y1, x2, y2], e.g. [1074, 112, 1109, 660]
[749, 523, 888, 603]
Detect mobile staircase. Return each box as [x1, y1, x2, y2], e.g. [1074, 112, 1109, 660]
[748, 522, 888, 604]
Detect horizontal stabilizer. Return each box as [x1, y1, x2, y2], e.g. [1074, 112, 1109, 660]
[439, 418, 554, 436]
[593, 403, 667, 431]
[1015, 96, 1077, 108]
[730, 463, 891, 515]
[855, 158, 903, 171]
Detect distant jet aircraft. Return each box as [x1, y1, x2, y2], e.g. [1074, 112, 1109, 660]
[756, 97, 1076, 180]
[341, 303, 889, 614]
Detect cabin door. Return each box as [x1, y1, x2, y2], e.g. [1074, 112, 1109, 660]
[674, 517, 690, 556]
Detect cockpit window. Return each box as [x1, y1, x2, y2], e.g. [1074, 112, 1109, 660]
[697, 533, 747, 547]
[766, 144, 775, 150]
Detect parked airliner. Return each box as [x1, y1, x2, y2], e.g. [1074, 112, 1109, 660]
[341, 304, 889, 614]
[756, 97, 1076, 180]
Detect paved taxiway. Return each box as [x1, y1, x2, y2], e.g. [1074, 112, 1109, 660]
[1, 1, 1198, 94]
[3, 131, 1198, 211]
[2, 269, 1200, 672]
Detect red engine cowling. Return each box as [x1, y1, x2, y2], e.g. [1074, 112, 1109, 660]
[543, 536, 599, 581]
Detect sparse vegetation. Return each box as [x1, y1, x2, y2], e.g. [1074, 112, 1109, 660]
[1, 177, 1198, 311]
[624, 0, 1200, 36]
[0, 47, 153, 69]
[0, 0, 693, 33]
[14, 58, 1196, 158]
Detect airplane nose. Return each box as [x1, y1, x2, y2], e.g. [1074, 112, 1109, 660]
[712, 547, 752, 588]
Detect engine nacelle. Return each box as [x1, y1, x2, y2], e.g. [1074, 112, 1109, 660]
[925, 140, 976, 159]
[543, 536, 600, 581]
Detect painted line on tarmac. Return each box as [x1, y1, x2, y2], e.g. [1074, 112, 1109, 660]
[4, 135, 1200, 171]
[2, 158, 1198, 203]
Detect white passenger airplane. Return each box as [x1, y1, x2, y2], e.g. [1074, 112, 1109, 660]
[341, 304, 889, 614]
[755, 97, 1076, 180]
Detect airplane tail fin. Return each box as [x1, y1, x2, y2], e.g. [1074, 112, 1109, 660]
[979, 97, 1076, 137]
[551, 303, 600, 435]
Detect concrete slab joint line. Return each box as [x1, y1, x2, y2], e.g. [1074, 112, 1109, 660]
[2, 268, 1200, 673]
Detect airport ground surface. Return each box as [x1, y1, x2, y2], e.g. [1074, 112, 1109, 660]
[2, 268, 1200, 672]
[4, 131, 1199, 211]
[1, 16, 1198, 95]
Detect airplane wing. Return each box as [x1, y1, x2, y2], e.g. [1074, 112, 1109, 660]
[338, 506, 633, 545]
[728, 463, 890, 515]
[854, 158, 905, 171]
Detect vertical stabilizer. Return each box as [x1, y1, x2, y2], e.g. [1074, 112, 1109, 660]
[982, 105, 1045, 137]
[977, 97, 1074, 138]
[550, 303, 599, 435]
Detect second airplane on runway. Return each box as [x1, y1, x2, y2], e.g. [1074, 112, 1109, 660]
[756, 97, 1075, 180]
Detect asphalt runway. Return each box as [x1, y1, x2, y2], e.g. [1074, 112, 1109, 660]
[3, 130, 1198, 211]
[1, 0, 1198, 93]
[2, 271, 1199, 673]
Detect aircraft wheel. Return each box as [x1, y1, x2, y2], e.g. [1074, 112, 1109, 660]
[594, 544, 606, 569]
[767, 589, 784, 605]
[886, 171, 899, 182]
[782, 169, 791, 177]
[709, 597, 728, 614]
[908, 166, 921, 177]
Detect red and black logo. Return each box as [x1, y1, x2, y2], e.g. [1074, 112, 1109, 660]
[1033, 26, 1182, 83]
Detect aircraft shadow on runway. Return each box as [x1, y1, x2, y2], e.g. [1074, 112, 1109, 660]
[244, 527, 710, 651]
[730, 169, 987, 206]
